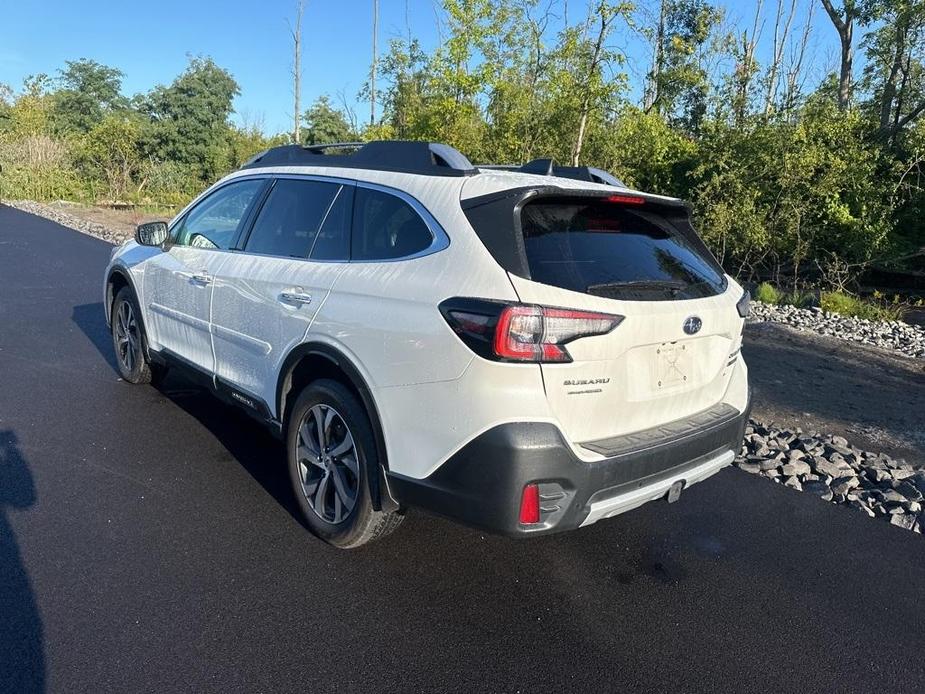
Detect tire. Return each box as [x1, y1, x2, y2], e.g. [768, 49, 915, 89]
[111, 286, 154, 384]
[286, 379, 403, 548]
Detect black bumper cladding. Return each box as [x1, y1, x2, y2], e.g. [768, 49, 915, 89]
[388, 396, 751, 537]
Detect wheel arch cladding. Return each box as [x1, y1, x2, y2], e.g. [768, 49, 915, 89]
[277, 343, 399, 512]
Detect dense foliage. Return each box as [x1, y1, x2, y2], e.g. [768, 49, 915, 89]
[1, 0, 923, 284]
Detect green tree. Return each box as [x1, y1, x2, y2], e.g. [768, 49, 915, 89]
[5, 75, 53, 137]
[139, 57, 240, 181]
[644, 0, 723, 131]
[689, 101, 893, 280]
[79, 112, 143, 200]
[51, 59, 126, 135]
[596, 108, 696, 194]
[861, 0, 925, 140]
[302, 96, 355, 144]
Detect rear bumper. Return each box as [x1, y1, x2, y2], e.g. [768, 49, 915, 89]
[388, 392, 751, 537]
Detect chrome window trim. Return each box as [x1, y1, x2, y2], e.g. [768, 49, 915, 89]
[352, 180, 450, 262]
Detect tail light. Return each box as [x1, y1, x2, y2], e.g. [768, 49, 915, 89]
[440, 298, 623, 363]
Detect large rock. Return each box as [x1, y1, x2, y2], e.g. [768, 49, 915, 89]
[811, 458, 844, 479]
[889, 513, 918, 531]
[781, 460, 811, 477]
[897, 481, 924, 502]
[758, 458, 782, 472]
[831, 476, 860, 496]
[908, 471, 925, 496]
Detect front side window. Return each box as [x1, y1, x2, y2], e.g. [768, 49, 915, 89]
[172, 179, 264, 250]
[351, 187, 433, 261]
[244, 179, 344, 259]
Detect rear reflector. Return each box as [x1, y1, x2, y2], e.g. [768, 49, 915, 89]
[519, 484, 540, 524]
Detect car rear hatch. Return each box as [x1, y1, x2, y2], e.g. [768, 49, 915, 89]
[462, 187, 745, 446]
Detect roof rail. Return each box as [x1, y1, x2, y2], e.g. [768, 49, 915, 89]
[240, 140, 477, 177]
[478, 158, 626, 187]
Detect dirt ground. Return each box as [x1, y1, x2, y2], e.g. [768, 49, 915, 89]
[46, 201, 177, 242]
[744, 321, 925, 463]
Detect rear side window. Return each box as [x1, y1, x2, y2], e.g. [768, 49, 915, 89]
[520, 198, 726, 300]
[351, 187, 433, 260]
[245, 179, 342, 258]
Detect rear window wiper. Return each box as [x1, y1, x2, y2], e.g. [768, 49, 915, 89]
[587, 280, 688, 295]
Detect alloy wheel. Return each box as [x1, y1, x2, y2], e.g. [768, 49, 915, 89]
[296, 404, 359, 524]
[115, 300, 140, 373]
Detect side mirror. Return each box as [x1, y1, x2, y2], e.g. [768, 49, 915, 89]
[135, 221, 168, 247]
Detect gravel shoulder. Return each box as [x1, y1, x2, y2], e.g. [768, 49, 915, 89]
[750, 301, 925, 358]
[744, 321, 925, 462]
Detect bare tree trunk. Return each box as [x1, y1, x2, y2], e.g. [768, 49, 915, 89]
[644, 0, 666, 113]
[783, 0, 814, 114]
[734, 1, 763, 124]
[571, 4, 611, 166]
[764, 0, 796, 115]
[820, 0, 855, 111]
[371, 0, 378, 128]
[520, 5, 552, 163]
[879, 22, 907, 131]
[289, 0, 305, 143]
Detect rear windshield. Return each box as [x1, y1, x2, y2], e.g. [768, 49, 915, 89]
[520, 198, 726, 301]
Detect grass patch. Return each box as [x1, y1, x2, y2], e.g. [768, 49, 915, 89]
[819, 291, 905, 321]
[753, 281, 911, 321]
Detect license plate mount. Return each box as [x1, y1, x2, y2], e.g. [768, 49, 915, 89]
[656, 342, 690, 389]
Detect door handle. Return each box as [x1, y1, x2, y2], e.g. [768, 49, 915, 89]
[190, 272, 212, 285]
[279, 290, 313, 306]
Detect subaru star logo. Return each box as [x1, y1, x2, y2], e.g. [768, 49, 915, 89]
[683, 316, 702, 335]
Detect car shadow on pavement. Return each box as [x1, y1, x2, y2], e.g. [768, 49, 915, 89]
[0, 430, 45, 694]
[68, 301, 309, 526]
[71, 302, 119, 372]
[153, 372, 308, 527]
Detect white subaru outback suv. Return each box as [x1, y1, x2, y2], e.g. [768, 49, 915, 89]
[104, 141, 750, 548]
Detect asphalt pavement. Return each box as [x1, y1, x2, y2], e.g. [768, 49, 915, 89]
[1, 204, 923, 693]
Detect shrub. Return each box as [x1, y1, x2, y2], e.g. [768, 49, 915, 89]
[780, 289, 815, 308]
[754, 282, 782, 305]
[0, 134, 86, 201]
